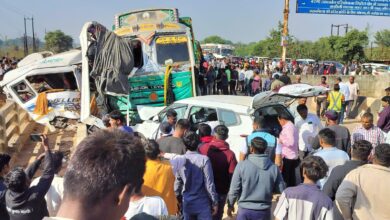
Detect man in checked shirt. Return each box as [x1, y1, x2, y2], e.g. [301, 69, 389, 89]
[352, 112, 385, 152]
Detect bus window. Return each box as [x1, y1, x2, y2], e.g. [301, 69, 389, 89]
[156, 36, 190, 65]
[27, 72, 78, 93]
[132, 40, 144, 68]
[11, 81, 35, 103]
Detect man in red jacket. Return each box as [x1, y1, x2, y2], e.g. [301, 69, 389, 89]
[199, 125, 238, 220]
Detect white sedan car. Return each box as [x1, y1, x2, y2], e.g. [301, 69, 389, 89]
[134, 84, 327, 160]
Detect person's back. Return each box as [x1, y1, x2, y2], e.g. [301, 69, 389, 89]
[5, 136, 54, 220]
[142, 159, 177, 215]
[323, 140, 372, 202]
[232, 154, 282, 209]
[157, 136, 186, 155]
[271, 78, 285, 91]
[314, 129, 349, 188]
[124, 196, 168, 220]
[158, 119, 190, 155]
[228, 137, 285, 219]
[312, 111, 351, 153]
[328, 124, 350, 152]
[314, 147, 349, 186]
[327, 90, 343, 112]
[313, 124, 350, 152]
[274, 156, 333, 220]
[336, 144, 390, 220]
[30, 151, 64, 217]
[179, 152, 214, 208]
[30, 175, 63, 217]
[0, 153, 11, 220]
[199, 139, 236, 195]
[336, 164, 390, 219]
[279, 74, 291, 85]
[246, 130, 277, 161]
[176, 132, 218, 219]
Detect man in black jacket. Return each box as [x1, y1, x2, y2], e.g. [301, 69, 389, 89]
[5, 135, 54, 220]
[322, 140, 372, 200]
[0, 153, 11, 220]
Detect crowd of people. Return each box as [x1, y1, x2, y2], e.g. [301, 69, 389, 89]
[0, 56, 18, 80]
[196, 57, 375, 99]
[0, 89, 389, 220]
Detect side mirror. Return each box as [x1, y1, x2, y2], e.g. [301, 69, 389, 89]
[152, 115, 159, 122]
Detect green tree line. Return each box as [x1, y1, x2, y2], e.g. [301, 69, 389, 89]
[202, 25, 390, 63]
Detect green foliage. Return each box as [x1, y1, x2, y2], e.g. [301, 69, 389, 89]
[201, 35, 232, 45]
[374, 29, 390, 47]
[45, 30, 73, 53]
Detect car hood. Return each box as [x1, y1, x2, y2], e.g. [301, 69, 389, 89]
[137, 105, 165, 121]
[251, 83, 328, 109]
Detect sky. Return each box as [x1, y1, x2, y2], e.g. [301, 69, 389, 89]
[0, 0, 389, 44]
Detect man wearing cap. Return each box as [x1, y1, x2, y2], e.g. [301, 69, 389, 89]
[312, 110, 351, 154]
[158, 122, 173, 140]
[327, 84, 345, 124]
[155, 109, 177, 139]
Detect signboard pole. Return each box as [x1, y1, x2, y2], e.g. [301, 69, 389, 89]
[282, 0, 290, 62]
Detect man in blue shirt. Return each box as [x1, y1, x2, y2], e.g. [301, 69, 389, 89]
[240, 116, 277, 161]
[314, 128, 350, 189]
[175, 131, 218, 220]
[108, 110, 134, 134]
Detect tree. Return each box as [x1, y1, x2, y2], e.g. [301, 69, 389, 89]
[201, 35, 233, 45]
[333, 29, 368, 63]
[374, 29, 390, 47]
[45, 30, 73, 53]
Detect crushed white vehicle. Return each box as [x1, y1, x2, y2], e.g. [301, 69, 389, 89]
[0, 50, 82, 125]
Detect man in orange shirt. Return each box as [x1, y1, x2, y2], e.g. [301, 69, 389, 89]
[142, 140, 178, 215]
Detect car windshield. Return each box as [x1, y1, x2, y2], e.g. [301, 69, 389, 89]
[156, 36, 190, 65]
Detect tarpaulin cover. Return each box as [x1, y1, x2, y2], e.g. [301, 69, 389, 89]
[88, 22, 134, 96]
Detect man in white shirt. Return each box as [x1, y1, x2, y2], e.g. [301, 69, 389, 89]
[346, 76, 359, 119]
[244, 68, 253, 96]
[336, 77, 350, 124]
[295, 104, 323, 160]
[289, 98, 308, 119]
[31, 151, 64, 217]
[124, 189, 168, 220]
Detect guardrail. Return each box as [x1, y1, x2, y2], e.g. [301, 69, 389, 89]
[0, 100, 35, 152]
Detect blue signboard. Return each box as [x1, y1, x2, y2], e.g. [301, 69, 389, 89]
[296, 0, 390, 16]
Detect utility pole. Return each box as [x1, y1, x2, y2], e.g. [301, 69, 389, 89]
[23, 17, 28, 56]
[281, 0, 290, 62]
[331, 24, 334, 36]
[31, 17, 36, 52]
[331, 24, 349, 36]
